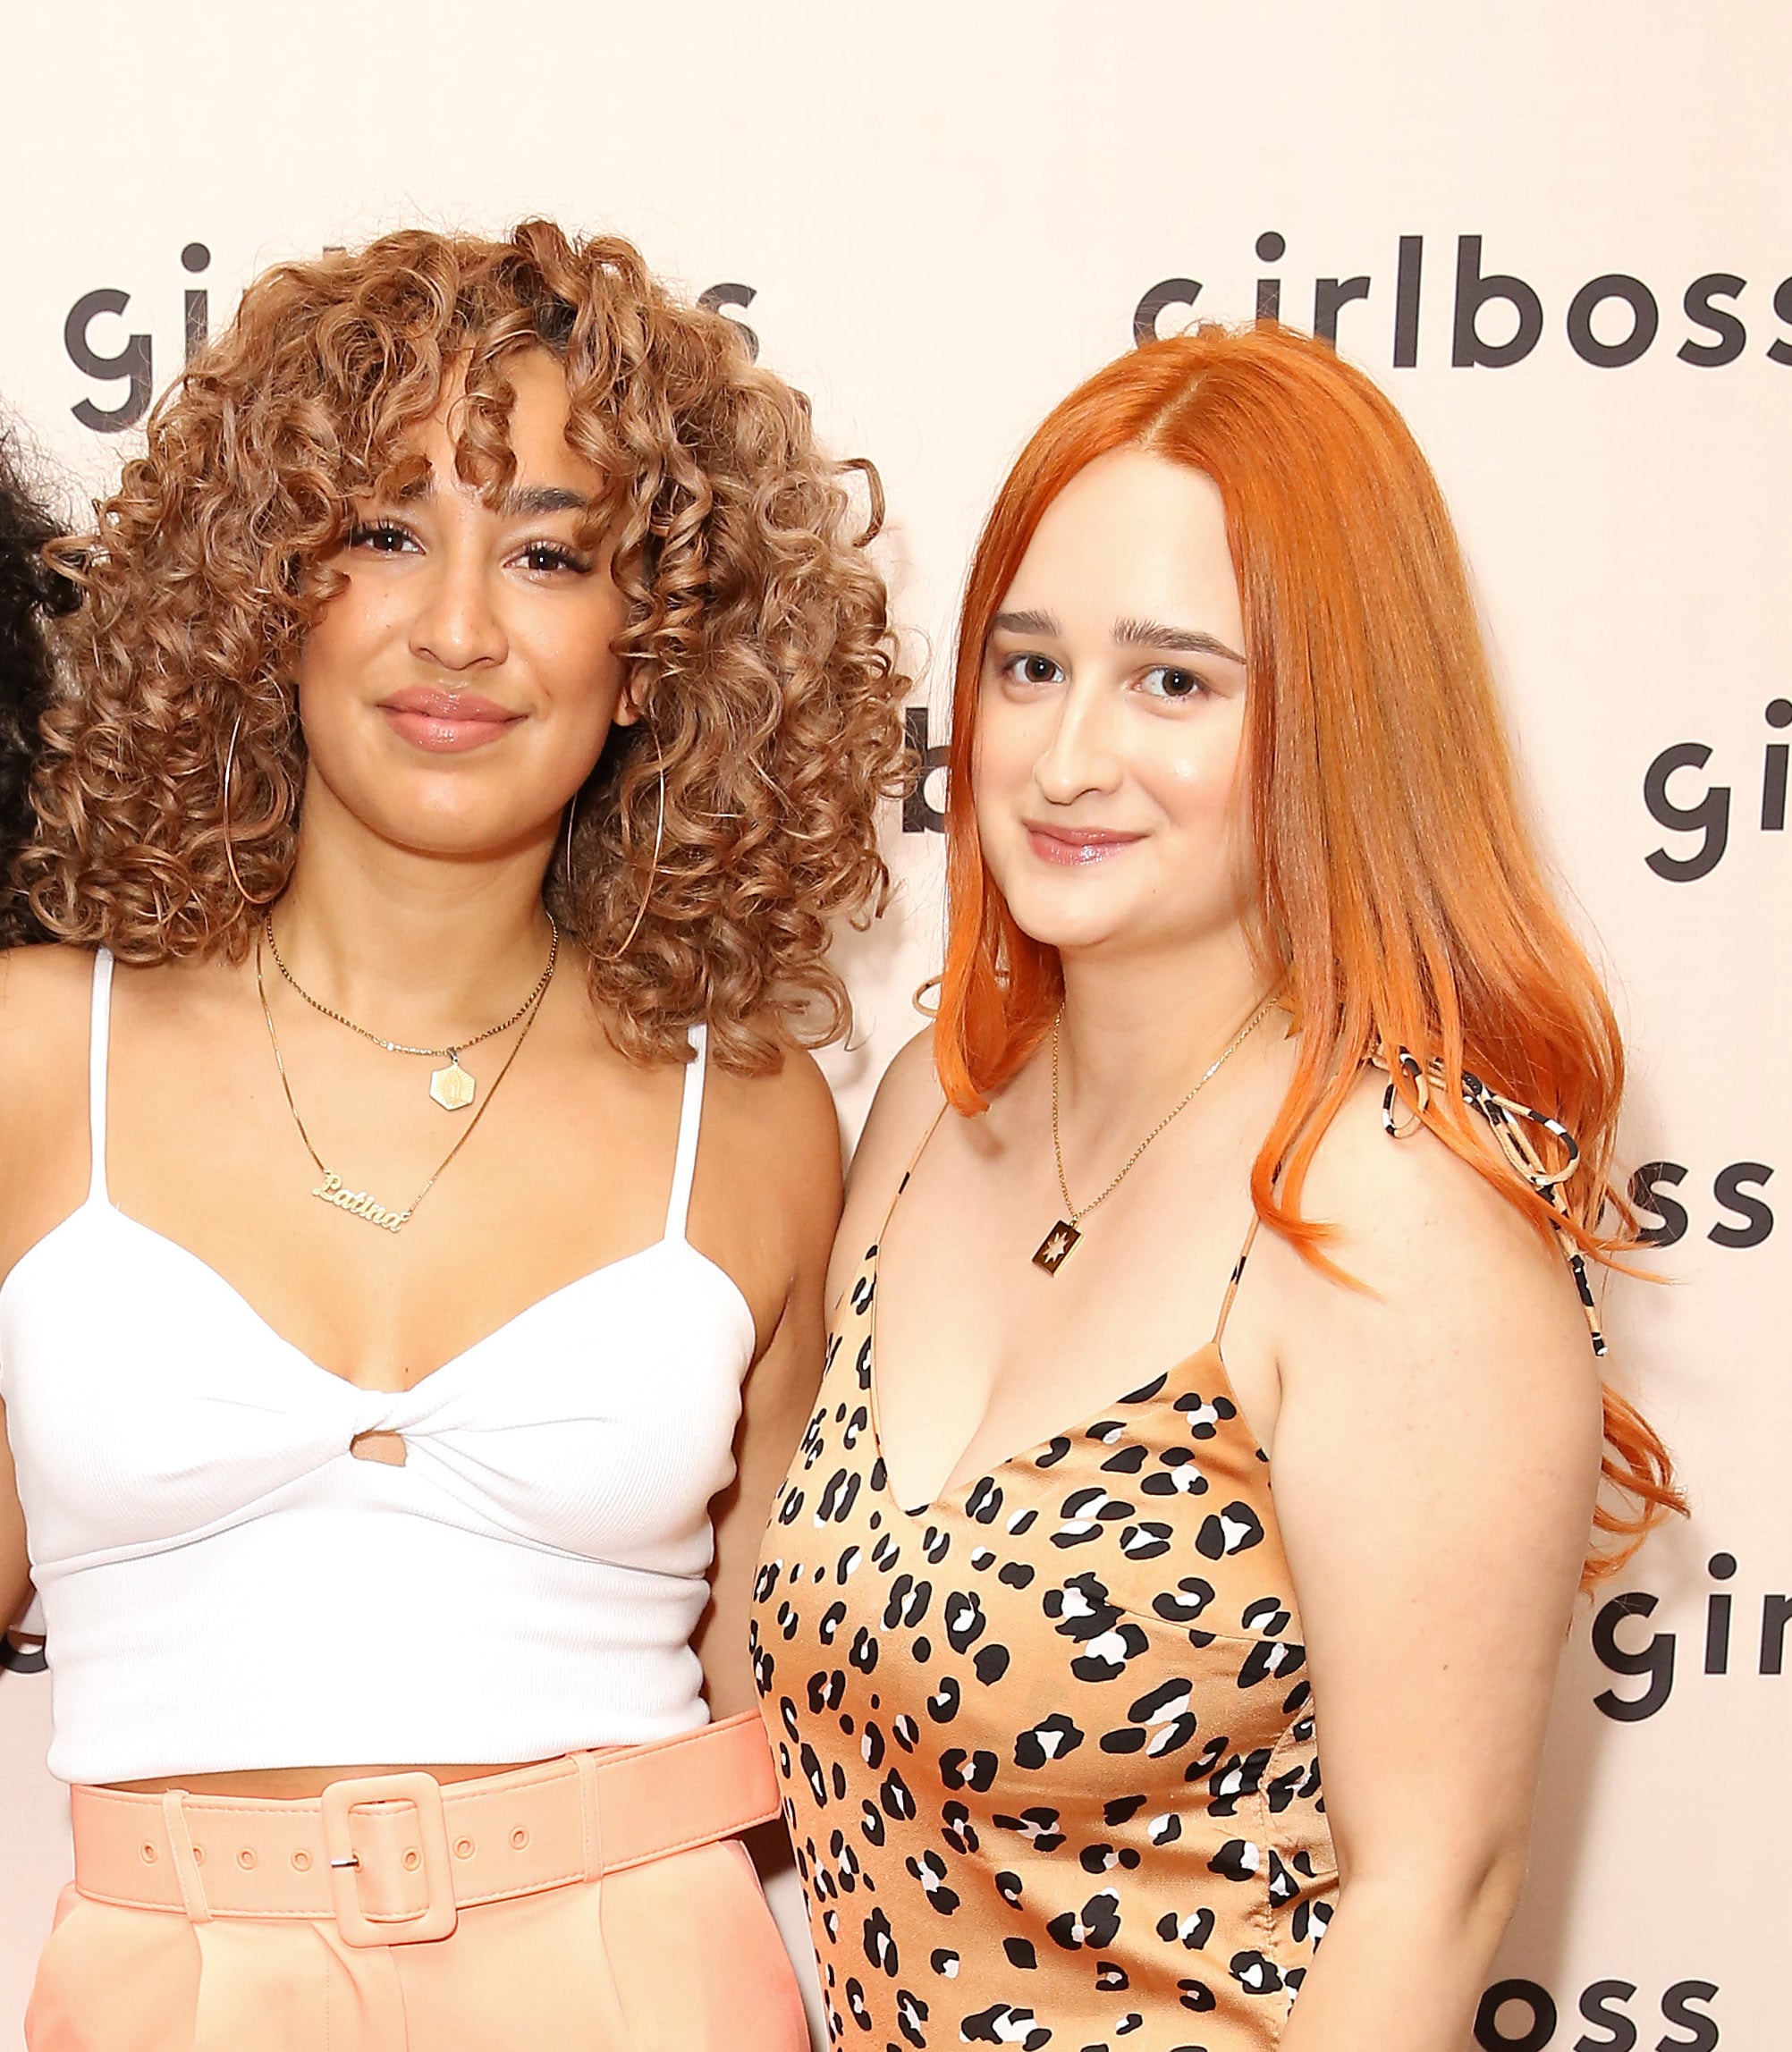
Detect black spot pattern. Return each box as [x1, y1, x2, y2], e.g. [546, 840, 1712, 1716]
[751, 1242, 1335, 2048]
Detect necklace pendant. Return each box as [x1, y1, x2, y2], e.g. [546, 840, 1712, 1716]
[1032, 1219, 1082, 1274]
[312, 1173, 408, 1234]
[428, 1055, 476, 1112]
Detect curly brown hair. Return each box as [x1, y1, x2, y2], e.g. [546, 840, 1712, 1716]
[23, 221, 912, 1070]
[0, 424, 76, 948]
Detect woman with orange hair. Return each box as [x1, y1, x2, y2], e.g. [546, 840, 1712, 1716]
[0, 223, 907, 2048]
[753, 324, 1677, 2049]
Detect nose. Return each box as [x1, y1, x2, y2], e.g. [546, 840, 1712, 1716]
[408, 545, 508, 673]
[1034, 676, 1122, 806]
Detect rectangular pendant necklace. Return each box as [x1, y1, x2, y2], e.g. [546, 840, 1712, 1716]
[1031, 1220, 1082, 1274]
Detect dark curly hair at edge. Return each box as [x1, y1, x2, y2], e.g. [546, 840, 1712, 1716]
[24, 221, 913, 1072]
[0, 428, 76, 948]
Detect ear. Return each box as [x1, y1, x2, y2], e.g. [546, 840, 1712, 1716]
[611, 680, 645, 729]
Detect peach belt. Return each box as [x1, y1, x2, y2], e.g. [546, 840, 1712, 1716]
[67, 1710, 780, 1950]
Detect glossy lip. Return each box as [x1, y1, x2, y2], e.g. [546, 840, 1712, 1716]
[376, 686, 525, 755]
[1024, 821, 1147, 866]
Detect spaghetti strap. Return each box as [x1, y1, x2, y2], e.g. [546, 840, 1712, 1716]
[875, 1094, 951, 1246]
[664, 1024, 707, 1243]
[1211, 1209, 1262, 1353]
[87, 949, 114, 1205]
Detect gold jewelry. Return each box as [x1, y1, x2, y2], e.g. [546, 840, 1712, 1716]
[1033, 991, 1279, 1275]
[263, 914, 559, 1113]
[564, 734, 666, 964]
[223, 715, 282, 908]
[255, 925, 553, 1233]
[607, 754, 665, 961]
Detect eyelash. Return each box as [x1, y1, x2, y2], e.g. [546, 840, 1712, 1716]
[347, 520, 417, 554]
[345, 524, 591, 577]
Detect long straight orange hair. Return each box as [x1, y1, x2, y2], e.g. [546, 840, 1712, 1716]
[935, 323, 1678, 1580]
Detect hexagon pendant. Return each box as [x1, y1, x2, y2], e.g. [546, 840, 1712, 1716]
[429, 1058, 477, 1112]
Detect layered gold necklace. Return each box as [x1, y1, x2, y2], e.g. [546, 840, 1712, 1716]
[262, 914, 558, 1113]
[1033, 990, 1279, 1274]
[254, 919, 558, 1235]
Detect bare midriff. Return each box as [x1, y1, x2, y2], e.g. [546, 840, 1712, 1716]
[106, 1760, 561, 1799]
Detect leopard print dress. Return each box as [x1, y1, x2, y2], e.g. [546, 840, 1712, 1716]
[750, 1155, 1336, 2051]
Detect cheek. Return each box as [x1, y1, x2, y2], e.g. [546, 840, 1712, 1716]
[525, 607, 629, 721]
[293, 584, 388, 698]
[1135, 713, 1246, 827]
[969, 693, 1043, 831]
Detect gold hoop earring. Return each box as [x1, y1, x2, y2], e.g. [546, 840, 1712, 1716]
[604, 747, 666, 962]
[562, 735, 667, 963]
[223, 714, 282, 908]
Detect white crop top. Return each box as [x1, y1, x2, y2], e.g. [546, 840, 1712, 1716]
[0, 950, 757, 1784]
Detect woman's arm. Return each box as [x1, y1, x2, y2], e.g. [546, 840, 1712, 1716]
[0, 1407, 28, 1632]
[697, 1047, 842, 1721]
[1261, 1081, 1602, 2048]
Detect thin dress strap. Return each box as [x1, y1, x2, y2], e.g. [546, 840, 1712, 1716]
[664, 1023, 708, 1244]
[87, 948, 114, 1204]
[1211, 1210, 1263, 1353]
[876, 1095, 950, 1246]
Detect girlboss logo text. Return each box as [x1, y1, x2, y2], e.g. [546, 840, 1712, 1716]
[1592, 1551, 1789, 1722]
[62, 245, 760, 433]
[1135, 232, 1792, 370]
[1475, 1976, 1718, 2052]
[1642, 701, 1789, 881]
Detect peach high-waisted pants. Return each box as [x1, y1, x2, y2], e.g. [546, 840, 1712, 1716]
[26, 1713, 808, 2052]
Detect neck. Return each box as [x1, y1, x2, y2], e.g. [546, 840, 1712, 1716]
[1054, 922, 1271, 1129]
[268, 776, 562, 1043]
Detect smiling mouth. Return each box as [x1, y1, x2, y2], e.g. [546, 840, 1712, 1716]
[377, 688, 524, 754]
[1025, 824, 1146, 866]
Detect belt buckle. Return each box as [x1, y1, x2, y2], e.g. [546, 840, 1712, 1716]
[319, 1771, 458, 1947]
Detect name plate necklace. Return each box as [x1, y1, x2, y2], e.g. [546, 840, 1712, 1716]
[254, 920, 555, 1235]
[1034, 988, 1279, 1275]
[262, 912, 558, 1112]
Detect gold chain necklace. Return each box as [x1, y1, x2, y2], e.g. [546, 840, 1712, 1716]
[263, 913, 559, 1113]
[255, 925, 554, 1234]
[1033, 990, 1279, 1274]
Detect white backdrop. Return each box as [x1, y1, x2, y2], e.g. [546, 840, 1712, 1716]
[1, 5, 1786, 2047]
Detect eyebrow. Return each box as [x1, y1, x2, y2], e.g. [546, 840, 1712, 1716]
[1113, 616, 1247, 665]
[989, 608, 1246, 667]
[391, 477, 592, 517]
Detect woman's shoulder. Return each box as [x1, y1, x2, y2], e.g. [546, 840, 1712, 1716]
[0, 947, 101, 1208]
[1273, 1064, 1592, 1355]
[850, 1025, 942, 1195]
[0, 942, 98, 1060]
[823, 1027, 942, 1305]
[700, 1034, 845, 1229]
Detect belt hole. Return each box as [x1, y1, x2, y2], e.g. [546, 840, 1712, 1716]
[237, 1849, 257, 1870]
[402, 1849, 420, 1871]
[511, 1827, 529, 1852]
[139, 1843, 156, 1864]
[191, 1845, 207, 1866]
[292, 1849, 311, 1871]
[454, 1838, 474, 1859]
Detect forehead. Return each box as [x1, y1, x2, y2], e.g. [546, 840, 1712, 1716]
[413, 347, 600, 491]
[1003, 448, 1240, 636]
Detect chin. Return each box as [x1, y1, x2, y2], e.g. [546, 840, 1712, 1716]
[994, 879, 1143, 955]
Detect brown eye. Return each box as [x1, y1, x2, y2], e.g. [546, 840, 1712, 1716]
[520, 542, 587, 575]
[1003, 652, 1061, 687]
[1140, 664, 1205, 702]
[349, 521, 416, 555]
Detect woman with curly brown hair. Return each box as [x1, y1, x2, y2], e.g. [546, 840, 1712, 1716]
[0, 222, 908, 2049]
